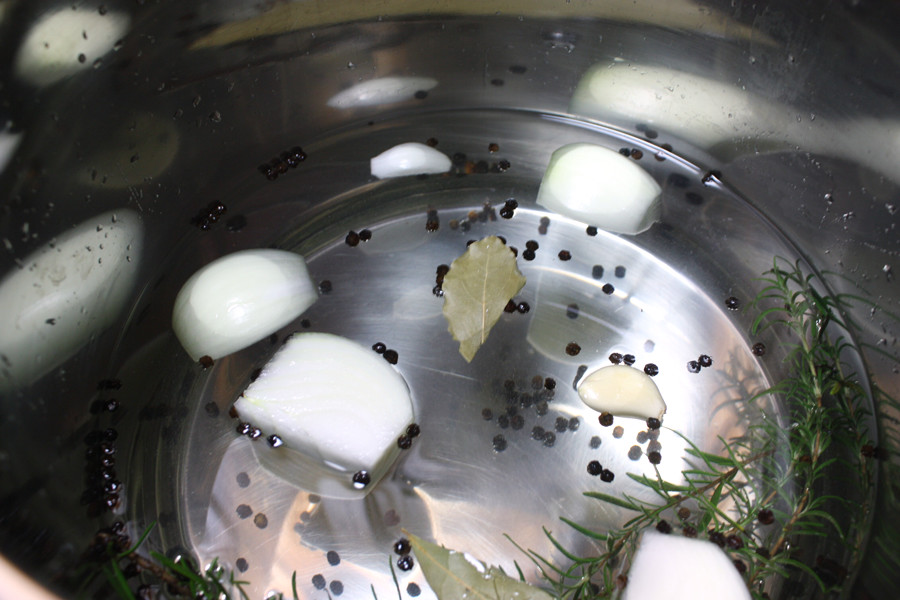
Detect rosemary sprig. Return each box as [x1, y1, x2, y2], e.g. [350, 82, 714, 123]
[523, 257, 885, 599]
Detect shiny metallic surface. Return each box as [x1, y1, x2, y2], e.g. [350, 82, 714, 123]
[0, 1, 898, 599]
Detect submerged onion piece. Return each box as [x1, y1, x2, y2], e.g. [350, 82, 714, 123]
[623, 531, 751, 600]
[233, 332, 414, 497]
[577, 364, 666, 420]
[536, 143, 661, 235]
[371, 142, 452, 179]
[172, 249, 317, 361]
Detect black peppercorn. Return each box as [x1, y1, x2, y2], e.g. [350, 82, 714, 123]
[397, 435, 412, 449]
[683, 525, 698, 538]
[532, 426, 546, 441]
[345, 231, 360, 246]
[394, 538, 411, 554]
[555, 417, 568, 433]
[558, 250, 572, 261]
[623, 354, 636, 365]
[726, 534, 744, 550]
[602, 283, 615, 295]
[267, 434, 284, 448]
[643, 363, 659, 376]
[709, 531, 726, 547]
[406, 423, 421, 437]
[687, 360, 701, 373]
[586, 226, 598, 236]
[544, 377, 556, 390]
[600, 469, 615, 482]
[510, 414, 524, 430]
[318, 280, 333, 294]
[516, 302, 530, 313]
[351, 471, 371, 489]
[646, 417, 661, 430]
[587, 460, 602, 476]
[590, 436, 602, 449]
[383, 349, 399, 365]
[609, 352, 623, 364]
[492, 434, 507, 452]
[648, 450, 662, 464]
[397, 555, 414, 571]
[757, 509, 775, 525]
[752, 342, 766, 356]
[372, 342, 386, 354]
[592, 265, 604, 279]
[599, 413, 614, 427]
[499, 206, 514, 219]
[497, 415, 509, 429]
[522, 249, 536, 261]
[725, 296, 740, 310]
[565, 342, 581, 356]
[656, 520, 672, 534]
[698, 354, 713, 368]
[543, 432, 556, 447]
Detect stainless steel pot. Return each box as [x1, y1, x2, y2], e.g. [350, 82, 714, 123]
[0, 1, 898, 599]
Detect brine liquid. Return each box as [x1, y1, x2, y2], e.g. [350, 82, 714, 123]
[128, 109, 803, 599]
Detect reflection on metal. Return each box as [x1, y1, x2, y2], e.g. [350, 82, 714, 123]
[189, 0, 771, 50]
[13, 6, 129, 87]
[327, 77, 439, 109]
[0, 210, 143, 392]
[77, 114, 180, 188]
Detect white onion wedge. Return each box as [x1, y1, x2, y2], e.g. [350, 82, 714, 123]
[172, 249, 316, 361]
[234, 332, 414, 497]
[577, 365, 666, 420]
[536, 143, 661, 235]
[623, 531, 752, 600]
[371, 142, 452, 179]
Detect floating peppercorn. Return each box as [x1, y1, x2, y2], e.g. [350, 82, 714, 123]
[698, 354, 713, 368]
[733, 560, 747, 574]
[481, 408, 493, 420]
[568, 417, 580, 431]
[319, 280, 332, 294]
[522, 249, 536, 261]
[558, 250, 572, 261]
[345, 231, 360, 246]
[397, 555, 414, 571]
[543, 432, 556, 447]
[352, 470, 371, 488]
[600, 469, 615, 482]
[372, 342, 386, 354]
[492, 434, 507, 452]
[683, 525, 698, 538]
[497, 415, 509, 429]
[627, 445, 642, 461]
[544, 377, 556, 390]
[646, 417, 661, 430]
[587, 460, 602, 475]
[532, 426, 546, 441]
[609, 352, 623, 364]
[648, 450, 662, 464]
[599, 413, 614, 427]
[708, 531, 726, 547]
[643, 363, 659, 376]
[592, 265, 604, 279]
[510, 414, 524, 430]
[199, 355, 214, 369]
[397, 435, 412, 449]
[757, 509, 775, 525]
[623, 354, 636, 365]
[566, 303, 579, 319]
[726, 534, 744, 550]
[725, 296, 740, 310]
[565, 342, 581, 356]
[499, 206, 514, 219]
[677, 507, 691, 520]
[614, 266, 626, 278]
[394, 538, 411, 555]
[266, 434, 284, 448]
[312, 574, 326, 590]
[602, 283, 615, 295]
[752, 342, 766, 356]
[407, 583, 421, 597]
[555, 417, 568, 433]
[248, 428, 262, 440]
[612, 426, 624, 439]
[407, 423, 421, 437]
[516, 302, 530, 313]
[656, 520, 672, 534]
[586, 226, 598, 236]
[383, 349, 399, 365]
[236, 422, 251, 435]
[590, 436, 602, 449]
[358, 229, 372, 241]
[687, 360, 701, 373]
[503, 300, 516, 313]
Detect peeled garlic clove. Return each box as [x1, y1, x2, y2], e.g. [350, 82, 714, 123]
[172, 249, 317, 361]
[536, 143, 661, 235]
[623, 531, 752, 600]
[370, 142, 452, 179]
[577, 365, 666, 420]
[233, 332, 414, 497]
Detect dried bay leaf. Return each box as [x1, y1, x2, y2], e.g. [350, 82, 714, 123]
[441, 236, 526, 362]
[408, 533, 554, 600]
